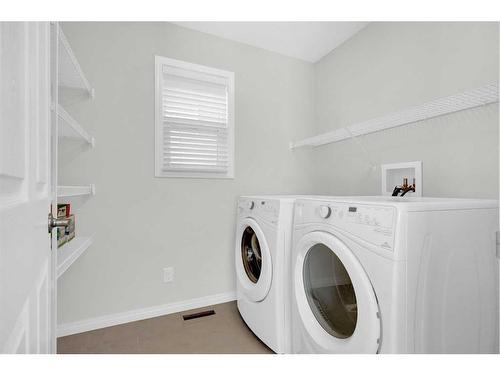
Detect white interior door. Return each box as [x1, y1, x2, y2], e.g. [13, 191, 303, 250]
[0, 22, 55, 354]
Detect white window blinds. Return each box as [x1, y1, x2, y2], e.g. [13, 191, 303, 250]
[155, 56, 234, 178]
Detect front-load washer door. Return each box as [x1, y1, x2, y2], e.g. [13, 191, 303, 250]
[236, 218, 273, 302]
[294, 231, 381, 353]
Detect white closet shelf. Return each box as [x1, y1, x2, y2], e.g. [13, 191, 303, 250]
[290, 82, 499, 149]
[58, 184, 95, 198]
[58, 24, 94, 98]
[57, 104, 95, 146]
[57, 236, 93, 279]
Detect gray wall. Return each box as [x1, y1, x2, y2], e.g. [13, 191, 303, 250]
[311, 22, 498, 198]
[58, 22, 499, 326]
[57, 22, 316, 324]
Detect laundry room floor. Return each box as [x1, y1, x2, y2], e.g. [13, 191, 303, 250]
[57, 301, 274, 354]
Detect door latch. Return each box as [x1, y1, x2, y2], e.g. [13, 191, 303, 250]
[48, 212, 70, 234]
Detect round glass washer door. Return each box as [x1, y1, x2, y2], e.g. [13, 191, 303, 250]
[303, 243, 358, 339]
[294, 231, 381, 353]
[241, 226, 262, 283]
[236, 218, 272, 302]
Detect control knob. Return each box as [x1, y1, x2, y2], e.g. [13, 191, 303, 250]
[319, 205, 331, 219]
[247, 201, 255, 210]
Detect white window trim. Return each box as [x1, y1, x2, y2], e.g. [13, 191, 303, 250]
[155, 56, 235, 179]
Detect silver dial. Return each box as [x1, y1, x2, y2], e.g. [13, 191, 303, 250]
[319, 205, 331, 218]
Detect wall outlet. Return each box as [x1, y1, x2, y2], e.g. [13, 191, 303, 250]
[163, 267, 174, 283]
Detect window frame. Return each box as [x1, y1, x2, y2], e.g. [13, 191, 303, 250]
[154, 55, 235, 179]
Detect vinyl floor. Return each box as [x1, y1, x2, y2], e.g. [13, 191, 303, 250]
[57, 301, 274, 354]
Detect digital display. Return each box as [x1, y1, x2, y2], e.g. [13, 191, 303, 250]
[348, 207, 357, 212]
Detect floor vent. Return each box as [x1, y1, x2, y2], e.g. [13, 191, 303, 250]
[182, 309, 215, 321]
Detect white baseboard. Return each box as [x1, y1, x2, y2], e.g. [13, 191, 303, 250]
[57, 291, 236, 338]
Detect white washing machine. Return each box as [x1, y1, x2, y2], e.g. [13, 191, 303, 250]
[235, 195, 297, 353]
[291, 196, 499, 353]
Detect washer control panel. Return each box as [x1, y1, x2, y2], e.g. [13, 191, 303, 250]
[296, 200, 396, 250]
[238, 198, 280, 225]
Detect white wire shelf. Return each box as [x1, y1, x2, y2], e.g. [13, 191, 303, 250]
[57, 104, 95, 146]
[290, 82, 499, 149]
[58, 24, 94, 99]
[58, 184, 95, 198]
[57, 236, 93, 279]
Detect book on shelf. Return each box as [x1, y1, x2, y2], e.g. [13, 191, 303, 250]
[57, 203, 71, 218]
[66, 214, 75, 242]
[56, 203, 76, 248]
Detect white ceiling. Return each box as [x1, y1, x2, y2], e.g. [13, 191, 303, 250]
[172, 22, 368, 63]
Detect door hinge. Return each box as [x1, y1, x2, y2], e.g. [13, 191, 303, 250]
[496, 231, 500, 259]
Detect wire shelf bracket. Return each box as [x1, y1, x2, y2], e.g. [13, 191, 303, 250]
[58, 24, 94, 99]
[57, 104, 95, 147]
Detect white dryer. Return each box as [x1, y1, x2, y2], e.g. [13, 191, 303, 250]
[235, 195, 297, 353]
[291, 196, 498, 353]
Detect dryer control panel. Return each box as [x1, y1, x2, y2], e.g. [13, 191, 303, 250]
[295, 200, 397, 251]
